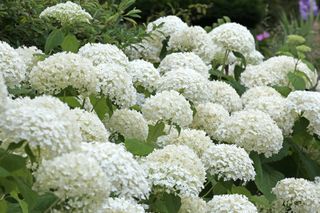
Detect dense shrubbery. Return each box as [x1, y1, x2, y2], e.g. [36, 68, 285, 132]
[1, 0, 320, 213]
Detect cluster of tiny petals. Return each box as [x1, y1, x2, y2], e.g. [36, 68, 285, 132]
[29, 52, 97, 95]
[156, 125, 179, 148]
[168, 26, 215, 64]
[192, 102, 229, 138]
[96, 63, 137, 108]
[142, 90, 193, 127]
[15, 45, 43, 74]
[201, 144, 256, 182]
[97, 197, 145, 213]
[156, 68, 210, 104]
[179, 196, 207, 213]
[241, 56, 318, 89]
[33, 152, 110, 212]
[71, 108, 110, 142]
[272, 178, 320, 212]
[245, 96, 297, 136]
[0, 96, 82, 159]
[107, 109, 149, 141]
[126, 59, 160, 92]
[143, 144, 206, 196]
[0, 74, 8, 112]
[287, 91, 320, 136]
[245, 50, 264, 65]
[0, 41, 26, 87]
[241, 86, 282, 107]
[207, 194, 258, 213]
[207, 81, 242, 112]
[80, 142, 150, 200]
[158, 52, 210, 78]
[209, 22, 255, 55]
[216, 109, 283, 158]
[164, 128, 212, 157]
[39, 1, 92, 25]
[78, 43, 129, 67]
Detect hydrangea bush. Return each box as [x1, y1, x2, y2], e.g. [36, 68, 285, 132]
[0, 1, 320, 212]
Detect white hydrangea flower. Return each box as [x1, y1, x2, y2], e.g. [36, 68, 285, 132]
[156, 68, 210, 104]
[207, 81, 242, 112]
[156, 125, 179, 148]
[158, 52, 210, 78]
[287, 91, 320, 136]
[245, 50, 264, 65]
[146, 15, 188, 40]
[125, 37, 163, 64]
[107, 109, 149, 141]
[15, 46, 43, 74]
[142, 90, 193, 127]
[143, 144, 206, 196]
[163, 128, 212, 157]
[29, 52, 97, 95]
[209, 23, 255, 56]
[216, 109, 283, 157]
[241, 86, 282, 106]
[207, 194, 258, 213]
[245, 96, 298, 136]
[78, 43, 129, 67]
[96, 63, 137, 108]
[316, 80, 320, 92]
[0, 41, 26, 87]
[201, 144, 255, 183]
[0, 96, 82, 159]
[39, 1, 92, 25]
[71, 108, 110, 142]
[168, 26, 216, 64]
[241, 56, 318, 89]
[126, 59, 160, 92]
[80, 142, 150, 200]
[0, 74, 8, 113]
[97, 197, 145, 213]
[179, 196, 207, 213]
[272, 178, 320, 212]
[33, 152, 110, 212]
[192, 102, 229, 138]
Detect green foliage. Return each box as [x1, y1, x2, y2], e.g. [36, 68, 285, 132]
[148, 192, 181, 213]
[124, 138, 155, 156]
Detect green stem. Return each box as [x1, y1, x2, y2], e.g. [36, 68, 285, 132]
[220, 49, 230, 77]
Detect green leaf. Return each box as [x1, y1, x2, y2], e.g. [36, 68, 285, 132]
[125, 138, 155, 156]
[272, 86, 292, 97]
[58, 96, 81, 109]
[10, 191, 28, 213]
[287, 72, 306, 90]
[61, 34, 80, 53]
[0, 167, 11, 178]
[44, 29, 64, 54]
[0, 149, 26, 172]
[30, 193, 58, 213]
[146, 122, 166, 144]
[0, 200, 7, 213]
[250, 195, 271, 210]
[90, 96, 108, 120]
[224, 76, 246, 95]
[159, 38, 169, 60]
[150, 192, 181, 213]
[251, 153, 285, 201]
[291, 117, 313, 146]
[231, 185, 252, 197]
[234, 65, 244, 81]
[262, 139, 290, 163]
[233, 51, 247, 67]
[14, 177, 38, 207]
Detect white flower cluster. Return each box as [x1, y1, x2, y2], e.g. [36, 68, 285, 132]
[241, 56, 317, 89]
[241, 86, 282, 106]
[142, 90, 193, 127]
[0, 41, 26, 87]
[192, 102, 229, 138]
[179, 196, 207, 213]
[0, 96, 82, 159]
[0, 74, 8, 113]
[272, 178, 320, 212]
[156, 68, 209, 104]
[207, 81, 242, 112]
[30, 52, 97, 95]
[216, 109, 283, 157]
[164, 128, 212, 157]
[126, 59, 160, 92]
[98, 197, 145, 213]
[71, 108, 110, 142]
[33, 152, 110, 212]
[158, 52, 210, 78]
[107, 109, 149, 141]
[78, 43, 129, 67]
[96, 63, 137, 108]
[287, 91, 320, 136]
[15, 46, 43, 74]
[143, 145, 206, 196]
[245, 96, 297, 136]
[201, 144, 256, 182]
[39, 1, 92, 25]
[207, 194, 258, 213]
[80, 142, 150, 200]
